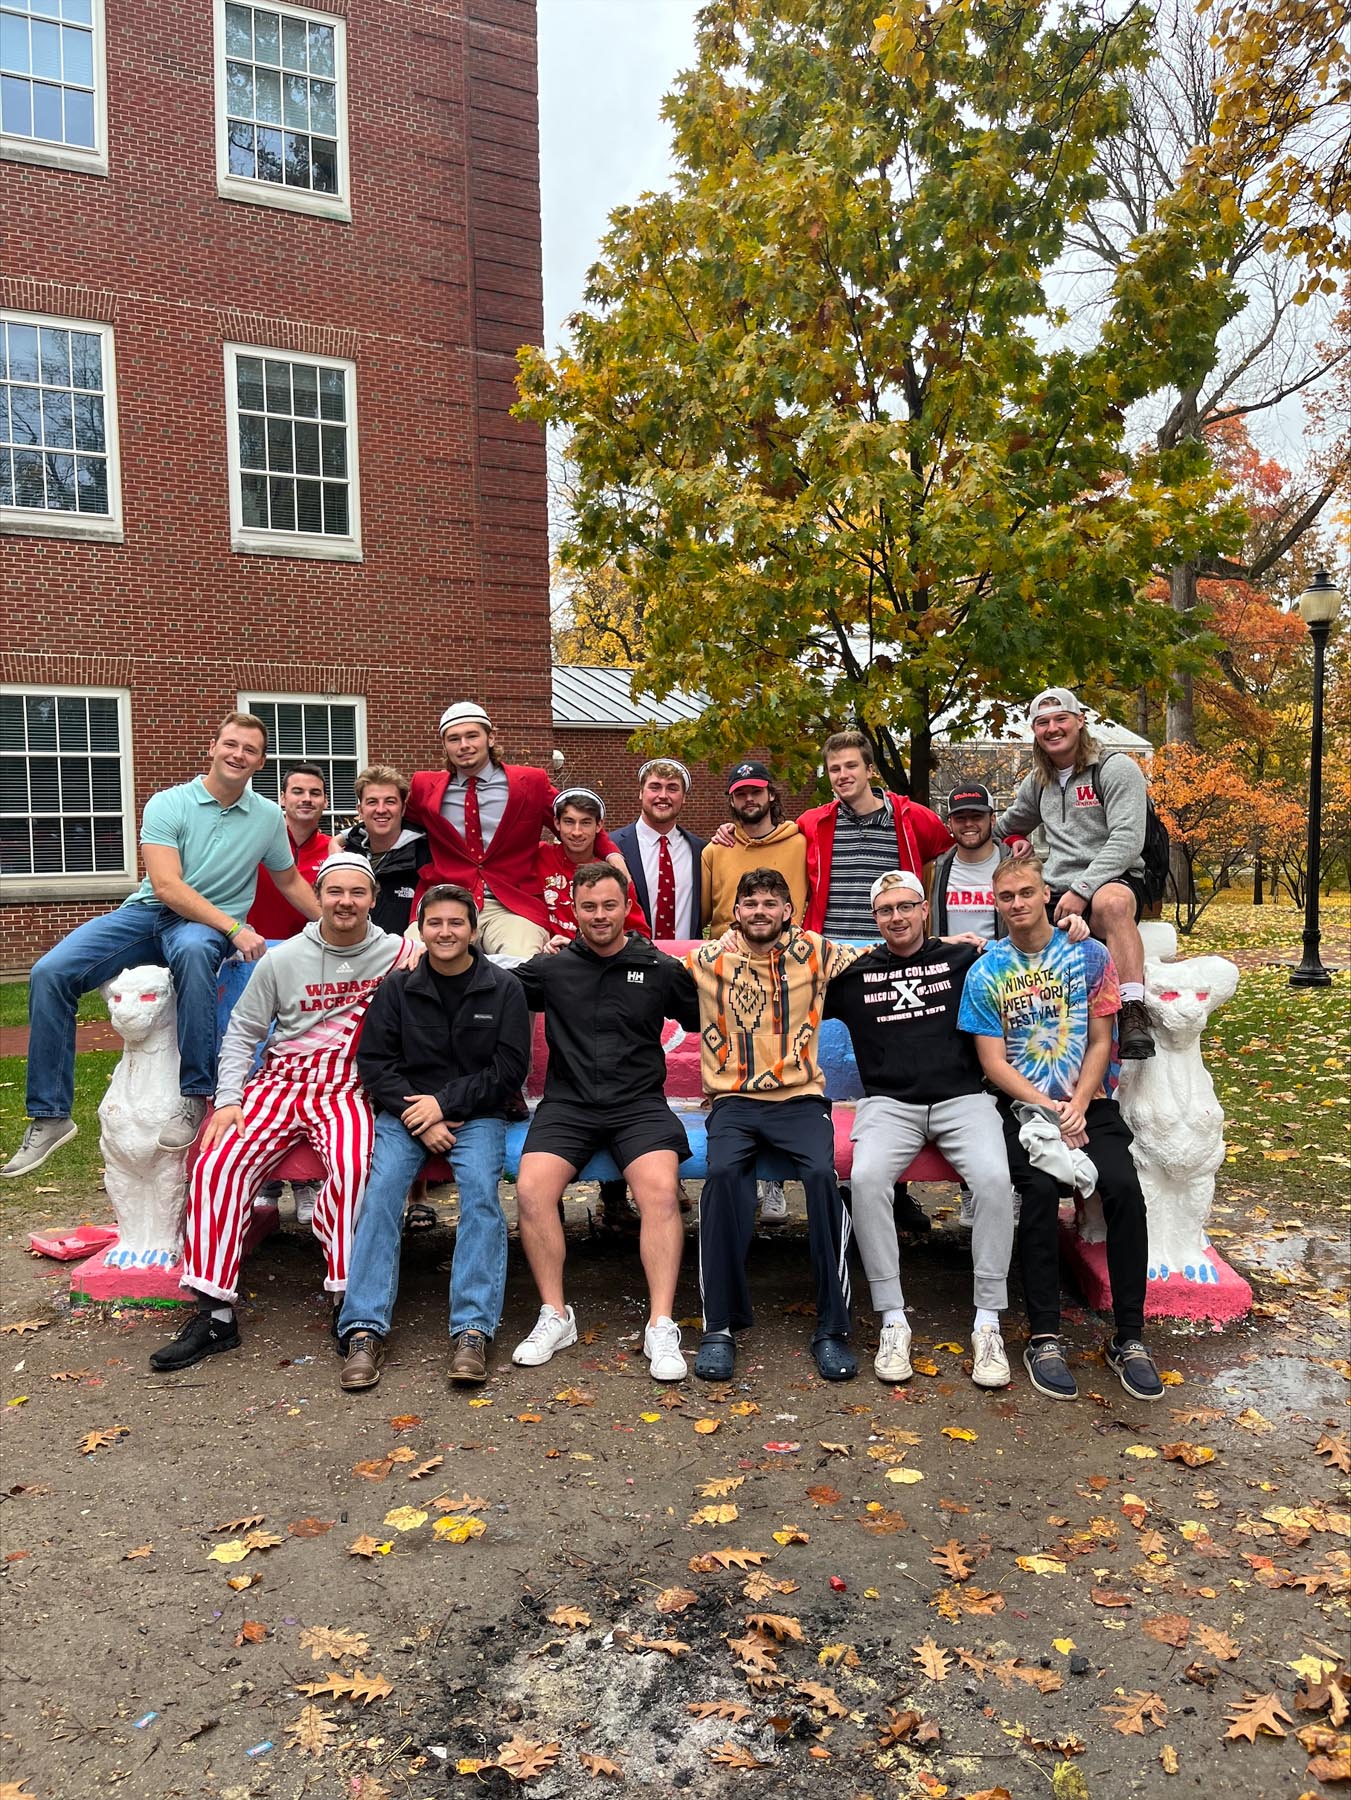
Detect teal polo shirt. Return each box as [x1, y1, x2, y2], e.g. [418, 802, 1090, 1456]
[123, 778, 294, 921]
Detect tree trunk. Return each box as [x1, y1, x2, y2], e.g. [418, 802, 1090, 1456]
[1165, 563, 1198, 745]
[1252, 849, 1264, 906]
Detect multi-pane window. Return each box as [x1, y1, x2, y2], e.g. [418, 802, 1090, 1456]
[0, 0, 104, 171]
[241, 696, 363, 833]
[0, 687, 132, 884]
[216, 1, 347, 215]
[225, 346, 360, 556]
[0, 312, 120, 536]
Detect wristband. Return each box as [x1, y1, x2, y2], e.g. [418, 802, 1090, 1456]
[226, 920, 243, 939]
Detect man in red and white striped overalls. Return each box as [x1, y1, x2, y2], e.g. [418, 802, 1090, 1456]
[150, 853, 412, 1372]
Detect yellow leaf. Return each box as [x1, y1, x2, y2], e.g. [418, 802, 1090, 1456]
[1160, 1370, 1183, 1386]
[1289, 1653, 1339, 1683]
[1017, 1554, 1067, 1576]
[934, 1342, 964, 1353]
[693, 1418, 721, 1434]
[1053, 1637, 1077, 1654]
[729, 1400, 760, 1417]
[382, 1506, 427, 1533]
[772, 1526, 809, 1545]
[1125, 1445, 1159, 1459]
[886, 1468, 924, 1484]
[639, 1412, 661, 1423]
[691, 1504, 739, 1525]
[433, 1514, 486, 1542]
[467, 1396, 493, 1408]
[207, 1539, 250, 1563]
[941, 1426, 978, 1442]
[911, 1355, 940, 1376]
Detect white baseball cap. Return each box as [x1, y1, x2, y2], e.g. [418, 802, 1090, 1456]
[1028, 686, 1084, 722]
[439, 701, 493, 734]
[870, 870, 926, 906]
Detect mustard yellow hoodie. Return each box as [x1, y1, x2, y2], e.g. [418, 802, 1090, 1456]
[699, 819, 809, 937]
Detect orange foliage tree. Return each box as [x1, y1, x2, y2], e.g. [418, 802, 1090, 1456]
[1150, 743, 1306, 931]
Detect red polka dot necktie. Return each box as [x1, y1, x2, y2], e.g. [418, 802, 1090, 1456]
[463, 775, 485, 903]
[654, 832, 677, 938]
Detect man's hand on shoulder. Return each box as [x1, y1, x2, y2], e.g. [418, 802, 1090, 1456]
[201, 1105, 244, 1150]
[941, 932, 986, 949]
[1056, 913, 1092, 943]
[710, 821, 736, 848]
[1004, 836, 1033, 860]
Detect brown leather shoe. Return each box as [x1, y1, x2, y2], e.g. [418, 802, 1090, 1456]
[1117, 997, 1156, 1060]
[449, 1329, 489, 1385]
[340, 1331, 385, 1391]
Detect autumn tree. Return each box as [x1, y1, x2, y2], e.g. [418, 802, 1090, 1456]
[518, 0, 1243, 802]
[1150, 742, 1304, 930]
[551, 560, 646, 666]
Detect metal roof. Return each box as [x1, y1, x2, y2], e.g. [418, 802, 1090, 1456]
[552, 665, 708, 729]
[929, 701, 1153, 751]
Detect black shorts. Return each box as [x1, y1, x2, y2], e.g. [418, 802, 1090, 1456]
[522, 1097, 690, 1174]
[1049, 874, 1148, 925]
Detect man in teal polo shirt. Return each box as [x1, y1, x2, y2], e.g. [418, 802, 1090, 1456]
[3, 712, 321, 1179]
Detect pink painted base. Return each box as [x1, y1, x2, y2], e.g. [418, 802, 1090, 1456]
[28, 1224, 119, 1262]
[1060, 1225, 1252, 1324]
[69, 1205, 282, 1309]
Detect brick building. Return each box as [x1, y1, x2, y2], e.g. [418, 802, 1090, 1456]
[1, 0, 552, 971]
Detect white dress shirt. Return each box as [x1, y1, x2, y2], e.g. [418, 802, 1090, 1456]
[440, 759, 510, 847]
[634, 815, 693, 932]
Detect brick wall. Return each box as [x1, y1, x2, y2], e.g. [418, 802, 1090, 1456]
[1, 0, 551, 972]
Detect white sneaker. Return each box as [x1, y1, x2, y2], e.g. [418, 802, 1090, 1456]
[874, 1317, 913, 1383]
[757, 1180, 788, 1223]
[293, 1182, 318, 1227]
[643, 1316, 687, 1381]
[971, 1325, 1011, 1389]
[512, 1304, 578, 1367]
[157, 1097, 207, 1151]
[958, 1186, 975, 1226]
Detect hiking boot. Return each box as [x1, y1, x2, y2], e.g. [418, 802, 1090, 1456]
[1116, 999, 1155, 1060]
[893, 1184, 931, 1233]
[449, 1329, 489, 1386]
[874, 1317, 913, 1383]
[157, 1097, 208, 1150]
[694, 1332, 735, 1382]
[340, 1331, 385, 1390]
[812, 1336, 858, 1382]
[511, 1304, 578, 1367]
[1, 1117, 77, 1178]
[1106, 1337, 1164, 1401]
[643, 1315, 687, 1381]
[971, 1325, 1011, 1389]
[757, 1180, 788, 1223]
[149, 1307, 240, 1372]
[1023, 1335, 1077, 1401]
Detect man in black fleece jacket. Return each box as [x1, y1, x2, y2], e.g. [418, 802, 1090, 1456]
[338, 883, 530, 1390]
[509, 862, 701, 1381]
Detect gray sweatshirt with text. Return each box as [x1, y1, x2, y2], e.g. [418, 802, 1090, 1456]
[995, 755, 1147, 898]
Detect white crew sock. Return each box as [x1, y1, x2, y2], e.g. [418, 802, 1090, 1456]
[973, 1308, 1000, 1333]
[882, 1306, 907, 1327]
[210, 1305, 234, 1323]
[1120, 981, 1145, 1002]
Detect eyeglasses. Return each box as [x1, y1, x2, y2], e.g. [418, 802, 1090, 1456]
[873, 900, 924, 918]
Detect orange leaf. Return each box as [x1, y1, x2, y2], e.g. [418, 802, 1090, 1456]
[1224, 1692, 1293, 1742]
[234, 1620, 268, 1645]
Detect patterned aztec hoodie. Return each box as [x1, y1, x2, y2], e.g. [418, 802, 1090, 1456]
[214, 920, 410, 1105]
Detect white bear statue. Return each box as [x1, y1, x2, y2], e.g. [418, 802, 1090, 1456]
[1116, 953, 1240, 1285]
[97, 965, 188, 1271]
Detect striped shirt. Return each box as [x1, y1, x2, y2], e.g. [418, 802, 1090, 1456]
[822, 794, 898, 938]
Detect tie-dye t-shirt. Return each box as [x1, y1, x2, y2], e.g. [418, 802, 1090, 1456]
[957, 932, 1120, 1101]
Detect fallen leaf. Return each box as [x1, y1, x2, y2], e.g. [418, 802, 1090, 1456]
[381, 1506, 428, 1533]
[434, 1492, 490, 1513]
[215, 1513, 265, 1533]
[207, 1539, 251, 1564]
[225, 1574, 258, 1590]
[859, 1507, 908, 1535]
[579, 1752, 623, 1779]
[914, 1638, 952, 1681]
[77, 1426, 128, 1455]
[122, 1544, 153, 1560]
[1224, 1692, 1293, 1742]
[691, 1503, 739, 1525]
[1314, 1433, 1351, 1475]
[656, 1586, 699, 1614]
[1017, 1554, 1067, 1576]
[624, 1634, 690, 1658]
[697, 1475, 745, 1498]
[693, 1417, 721, 1435]
[912, 1355, 940, 1376]
[495, 1736, 561, 1780]
[407, 1455, 444, 1481]
[727, 1630, 779, 1673]
[743, 1570, 798, 1600]
[1105, 1690, 1168, 1735]
[0, 1321, 48, 1336]
[878, 1706, 925, 1746]
[1124, 1444, 1159, 1459]
[729, 1400, 760, 1417]
[299, 1625, 371, 1663]
[297, 1670, 393, 1706]
[386, 1446, 416, 1465]
[745, 1612, 804, 1643]
[348, 1535, 382, 1559]
[286, 1704, 337, 1756]
[772, 1525, 809, 1545]
[931, 1539, 974, 1581]
[387, 1413, 422, 1430]
[517, 1412, 543, 1424]
[688, 1700, 750, 1721]
[1142, 1614, 1191, 1649]
[795, 1680, 847, 1718]
[1159, 1743, 1180, 1774]
[234, 1620, 268, 1645]
[1193, 1624, 1240, 1661]
[1232, 1407, 1273, 1435]
[941, 1426, 977, 1442]
[353, 1458, 394, 1482]
[690, 1547, 767, 1571]
[1091, 1587, 1134, 1608]
[547, 1605, 591, 1630]
[819, 1441, 851, 1457]
[242, 1530, 282, 1551]
[288, 1516, 334, 1538]
[706, 1743, 769, 1768]
[433, 1514, 485, 1543]
[806, 1484, 842, 1505]
[818, 1642, 859, 1667]
[553, 1387, 595, 1408]
[1161, 1442, 1217, 1467]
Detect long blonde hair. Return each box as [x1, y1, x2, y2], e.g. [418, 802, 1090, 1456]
[1032, 726, 1101, 787]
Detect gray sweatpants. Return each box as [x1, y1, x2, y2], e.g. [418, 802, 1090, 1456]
[848, 1093, 1014, 1312]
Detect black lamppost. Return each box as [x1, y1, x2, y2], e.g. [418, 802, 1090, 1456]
[1290, 568, 1342, 989]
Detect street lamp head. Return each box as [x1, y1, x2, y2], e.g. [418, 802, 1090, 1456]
[1298, 568, 1343, 629]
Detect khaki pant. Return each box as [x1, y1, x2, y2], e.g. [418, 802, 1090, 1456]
[476, 895, 549, 959]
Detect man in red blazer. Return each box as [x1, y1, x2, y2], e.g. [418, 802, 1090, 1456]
[800, 730, 952, 937]
[404, 702, 624, 959]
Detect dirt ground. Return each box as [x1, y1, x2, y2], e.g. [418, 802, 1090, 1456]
[1, 1182, 1348, 1800]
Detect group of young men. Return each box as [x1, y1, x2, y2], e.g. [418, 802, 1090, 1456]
[5, 685, 1166, 1405]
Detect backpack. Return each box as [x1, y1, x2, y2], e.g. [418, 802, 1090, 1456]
[1090, 755, 1171, 906]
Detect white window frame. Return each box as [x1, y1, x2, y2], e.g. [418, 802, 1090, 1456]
[0, 682, 136, 902]
[213, 0, 350, 221]
[238, 691, 367, 834]
[223, 342, 361, 560]
[0, 0, 108, 176]
[0, 309, 122, 542]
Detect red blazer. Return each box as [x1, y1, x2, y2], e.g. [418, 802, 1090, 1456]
[405, 764, 615, 930]
[798, 793, 952, 932]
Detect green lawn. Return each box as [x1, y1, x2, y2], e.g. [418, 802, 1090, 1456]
[0, 1050, 118, 1204]
[0, 979, 107, 1029]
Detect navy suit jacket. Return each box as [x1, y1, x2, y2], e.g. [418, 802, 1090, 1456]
[612, 821, 708, 937]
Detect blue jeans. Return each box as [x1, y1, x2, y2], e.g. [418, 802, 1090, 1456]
[27, 903, 230, 1118]
[340, 1112, 508, 1341]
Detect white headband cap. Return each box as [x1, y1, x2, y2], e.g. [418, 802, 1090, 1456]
[553, 786, 606, 820]
[314, 851, 377, 892]
[638, 757, 692, 792]
[870, 870, 925, 906]
[439, 701, 493, 733]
